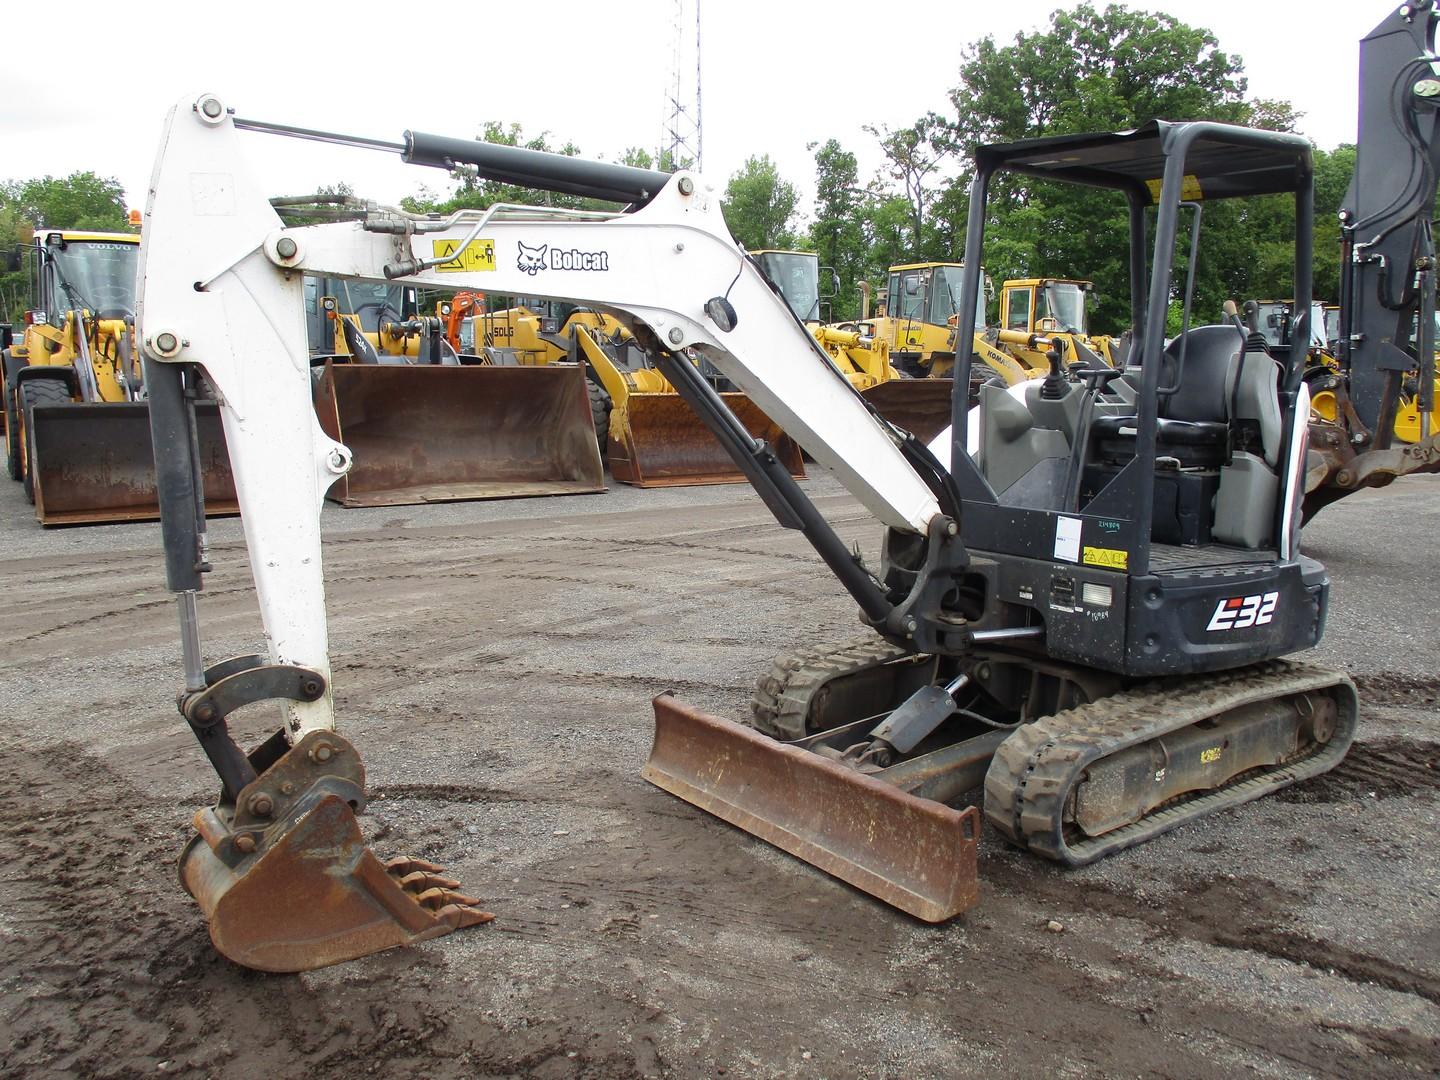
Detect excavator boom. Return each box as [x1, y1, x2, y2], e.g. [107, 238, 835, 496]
[139, 95, 951, 970]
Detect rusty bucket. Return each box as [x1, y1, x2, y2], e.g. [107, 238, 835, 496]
[860, 379, 956, 445]
[642, 695, 980, 922]
[608, 392, 805, 487]
[313, 362, 605, 506]
[30, 401, 237, 526]
[179, 731, 492, 973]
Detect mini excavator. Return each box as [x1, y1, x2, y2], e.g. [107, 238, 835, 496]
[138, 1, 1440, 972]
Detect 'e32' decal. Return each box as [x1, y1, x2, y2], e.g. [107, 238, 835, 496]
[1206, 591, 1279, 632]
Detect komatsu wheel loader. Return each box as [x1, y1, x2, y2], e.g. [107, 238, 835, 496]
[137, 88, 1360, 973]
[1, 229, 235, 525]
[992, 277, 1125, 373]
[754, 250, 955, 443]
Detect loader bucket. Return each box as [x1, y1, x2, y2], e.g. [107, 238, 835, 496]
[860, 379, 956, 445]
[30, 401, 237, 526]
[179, 732, 493, 973]
[642, 695, 980, 922]
[608, 392, 805, 487]
[313, 362, 605, 506]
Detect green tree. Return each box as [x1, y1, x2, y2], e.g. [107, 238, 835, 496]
[864, 114, 956, 260]
[721, 155, 799, 251]
[946, 3, 1296, 332]
[0, 172, 131, 232]
[808, 139, 867, 318]
[0, 172, 132, 323]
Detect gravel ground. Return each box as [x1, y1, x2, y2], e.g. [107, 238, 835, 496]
[0, 466, 1435, 1079]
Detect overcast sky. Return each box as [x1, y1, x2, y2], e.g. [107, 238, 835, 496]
[1, 0, 1386, 219]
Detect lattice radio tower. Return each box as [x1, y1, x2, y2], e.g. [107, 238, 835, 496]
[660, 0, 702, 172]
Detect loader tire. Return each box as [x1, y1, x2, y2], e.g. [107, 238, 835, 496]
[3, 352, 24, 481]
[4, 385, 20, 482]
[20, 378, 71, 504]
[586, 377, 611, 459]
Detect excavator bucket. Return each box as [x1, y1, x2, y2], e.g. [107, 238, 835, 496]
[178, 731, 493, 973]
[860, 379, 956, 444]
[609, 392, 805, 487]
[642, 696, 980, 922]
[30, 401, 237, 526]
[313, 362, 604, 506]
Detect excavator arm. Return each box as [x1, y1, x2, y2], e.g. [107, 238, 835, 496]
[137, 95, 967, 971]
[1307, 0, 1440, 513]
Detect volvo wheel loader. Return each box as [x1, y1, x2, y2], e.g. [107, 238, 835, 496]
[1, 229, 235, 525]
[137, 90, 1359, 973]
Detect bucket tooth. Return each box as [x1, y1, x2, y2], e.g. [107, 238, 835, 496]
[178, 732, 492, 973]
[642, 695, 979, 922]
[608, 392, 805, 487]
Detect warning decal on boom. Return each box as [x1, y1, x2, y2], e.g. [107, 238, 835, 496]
[432, 238, 496, 272]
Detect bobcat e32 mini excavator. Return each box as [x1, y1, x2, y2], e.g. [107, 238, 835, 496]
[137, 81, 1365, 970]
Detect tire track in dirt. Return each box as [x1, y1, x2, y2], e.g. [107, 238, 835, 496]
[1273, 737, 1440, 801]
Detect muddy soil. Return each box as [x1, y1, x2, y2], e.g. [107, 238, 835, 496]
[0, 473, 1435, 1079]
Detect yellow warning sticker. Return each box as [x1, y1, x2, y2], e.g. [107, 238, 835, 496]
[1083, 546, 1128, 570]
[1144, 174, 1204, 203]
[431, 238, 496, 272]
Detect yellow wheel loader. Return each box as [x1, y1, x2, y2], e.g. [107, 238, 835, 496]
[475, 297, 805, 487]
[841, 261, 1035, 416]
[854, 261, 979, 378]
[302, 277, 605, 507]
[754, 251, 957, 444]
[991, 277, 1124, 372]
[0, 229, 235, 525]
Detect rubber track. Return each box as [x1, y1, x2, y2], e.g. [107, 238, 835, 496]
[750, 635, 914, 740]
[983, 659, 1358, 866]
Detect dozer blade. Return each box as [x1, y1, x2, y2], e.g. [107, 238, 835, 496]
[642, 695, 979, 923]
[179, 731, 493, 973]
[860, 379, 956, 444]
[609, 392, 805, 487]
[31, 401, 237, 526]
[313, 362, 605, 506]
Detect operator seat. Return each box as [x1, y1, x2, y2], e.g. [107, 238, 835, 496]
[1091, 325, 1284, 466]
[1092, 325, 1240, 468]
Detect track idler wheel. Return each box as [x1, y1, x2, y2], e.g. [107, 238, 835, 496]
[178, 731, 492, 972]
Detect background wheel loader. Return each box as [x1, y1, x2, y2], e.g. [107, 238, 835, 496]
[990, 277, 1125, 371]
[135, 72, 1381, 972]
[755, 250, 957, 444]
[1, 229, 235, 525]
[471, 297, 805, 486]
[302, 275, 605, 507]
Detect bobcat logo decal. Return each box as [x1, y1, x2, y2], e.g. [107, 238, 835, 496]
[517, 241, 548, 276]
